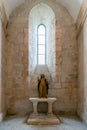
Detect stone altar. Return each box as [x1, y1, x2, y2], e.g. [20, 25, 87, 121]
[27, 97, 60, 125]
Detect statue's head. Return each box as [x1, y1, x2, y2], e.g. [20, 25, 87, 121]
[41, 74, 45, 78]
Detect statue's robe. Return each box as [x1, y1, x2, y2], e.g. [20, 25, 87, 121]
[38, 77, 48, 98]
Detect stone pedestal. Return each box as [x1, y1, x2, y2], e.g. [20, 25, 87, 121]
[27, 97, 60, 125]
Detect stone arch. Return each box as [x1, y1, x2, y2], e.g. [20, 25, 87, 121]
[28, 3, 56, 96]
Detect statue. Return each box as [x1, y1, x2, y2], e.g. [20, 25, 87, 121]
[38, 74, 49, 98]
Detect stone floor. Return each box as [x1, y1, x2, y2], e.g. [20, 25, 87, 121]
[0, 115, 87, 130]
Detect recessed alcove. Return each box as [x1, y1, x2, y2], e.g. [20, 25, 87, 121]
[4, 0, 78, 118]
[0, 0, 87, 128]
[29, 3, 56, 95]
[37, 102, 48, 113]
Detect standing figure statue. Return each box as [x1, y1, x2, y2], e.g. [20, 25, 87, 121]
[38, 74, 49, 98]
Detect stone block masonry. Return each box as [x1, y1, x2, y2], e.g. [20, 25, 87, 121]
[5, 0, 78, 115]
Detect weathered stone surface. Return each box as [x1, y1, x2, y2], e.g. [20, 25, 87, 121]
[78, 16, 87, 124]
[5, 0, 78, 115]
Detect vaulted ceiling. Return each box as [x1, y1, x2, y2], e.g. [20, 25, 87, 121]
[3, 0, 83, 21]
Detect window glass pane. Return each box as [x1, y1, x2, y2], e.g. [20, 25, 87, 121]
[37, 24, 46, 65]
[38, 45, 45, 54]
[38, 35, 45, 44]
[38, 25, 45, 35]
[38, 55, 45, 64]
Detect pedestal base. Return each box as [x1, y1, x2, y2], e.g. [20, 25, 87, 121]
[27, 113, 60, 125]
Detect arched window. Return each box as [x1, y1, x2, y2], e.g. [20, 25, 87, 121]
[37, 24, 46, 65]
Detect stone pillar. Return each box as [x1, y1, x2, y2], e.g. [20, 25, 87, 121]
[48, 101, 53, 114]
[32, 101, 38, 115]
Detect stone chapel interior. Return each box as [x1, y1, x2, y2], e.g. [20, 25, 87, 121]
[0, 0, 87, 127]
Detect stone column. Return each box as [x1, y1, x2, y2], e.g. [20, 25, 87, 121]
[32, 101, 38, 115]
[48, 101, 53, 114]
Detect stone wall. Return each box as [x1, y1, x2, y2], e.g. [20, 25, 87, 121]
[5, 0, 78, 115]
[0, 0, 7, 29]
[0, 0, 7, 120]
[78, 18, 87, 124]
[77, 0, 87, 124]
[1, 21, 6, 119]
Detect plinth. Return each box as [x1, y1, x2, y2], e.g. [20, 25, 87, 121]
[27, 97, 60, 125]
